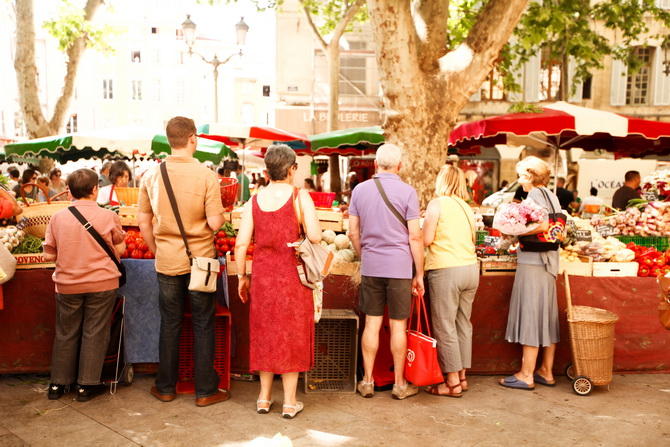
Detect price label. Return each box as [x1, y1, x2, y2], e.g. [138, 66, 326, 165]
[483, 235, 500, 247]
[575, 230, 592, 242]
[643, 191, 657, 202]
[594, 224, 615, 238]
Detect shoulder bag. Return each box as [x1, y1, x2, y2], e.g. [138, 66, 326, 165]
[290, 187, 334, 322]
[518, 187, 567, 252]
[404, 290, 444, 386]
[160, 162, 219, 293]
[68, 207, 126, 287]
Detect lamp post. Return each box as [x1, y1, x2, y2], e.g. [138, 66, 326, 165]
[181, 15, 249, 122]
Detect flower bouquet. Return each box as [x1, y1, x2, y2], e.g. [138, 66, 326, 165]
[493, 200, 545, 250]
[642, 170, 670, 200]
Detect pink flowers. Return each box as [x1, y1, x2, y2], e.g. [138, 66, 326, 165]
[492, 200, 545, 235]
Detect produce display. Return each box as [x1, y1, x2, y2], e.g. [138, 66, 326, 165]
[214, 222, 255, 260]
[121, 228, 154, 259]
[11, 234, 42, 255]
[591, 200, 670, 236]
[561, 233, 635, 263]
[320, 229, 358, 262]
[626, 243, 670, 277]
[1, 226, 25, 252]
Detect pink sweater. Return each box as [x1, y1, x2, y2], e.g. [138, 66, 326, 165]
[43, 200, 125, 294]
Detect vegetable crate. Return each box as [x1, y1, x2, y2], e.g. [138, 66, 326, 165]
[480, 259, 517, 276]
[316, 209, 344, 232]
[614, 236, 669, 252]
[592, 262, 639, 277]
[13, 253, 55, 269]
[476, 230, 489, 246]
[563, 272, 619, 396]
[305, 309, 358, 393]
[176, 307, 231, 394]
[559, 256, 593, 277]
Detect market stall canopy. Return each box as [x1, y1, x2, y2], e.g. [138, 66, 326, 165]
[306, 126, 385, 156]
[151, 135, 237, 164]
[197, 123, 310, 151]
[448, 102, 670, 158]
[4, 126, 159, 163]
[233, 148, 265, 168]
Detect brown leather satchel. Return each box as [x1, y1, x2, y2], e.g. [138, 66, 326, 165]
[655, 275, 670, 330]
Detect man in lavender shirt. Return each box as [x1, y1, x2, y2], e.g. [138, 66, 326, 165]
[349, 143, 424, 400]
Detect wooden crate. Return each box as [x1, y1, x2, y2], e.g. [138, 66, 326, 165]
[329, 261, 360, 276]
[225, 253, 252, 276]
[592, 262, 639, 277]
[481, 260, 517, 276]
[559, 255, 593, 276]
[119, 205, 139, 227]
[13, 253, 55, 269]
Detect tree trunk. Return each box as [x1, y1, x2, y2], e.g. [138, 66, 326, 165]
[14, 0, 104, 139]
[367, 0, 530, 205]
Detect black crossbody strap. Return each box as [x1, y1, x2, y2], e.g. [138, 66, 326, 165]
[68, 207, 122, 271]
[373, 177, 407, 228]
[160, 162, 192, 259]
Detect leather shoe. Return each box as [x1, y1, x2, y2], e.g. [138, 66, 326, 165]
[48, 383, 70, 400]
[150, 386, 176, 402]
[77, 384, 107, 402]
[195, 389, 230, 407]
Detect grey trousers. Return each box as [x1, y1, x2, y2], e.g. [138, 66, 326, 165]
[50, 289, 117, 385]
[427, 263, 479, 373]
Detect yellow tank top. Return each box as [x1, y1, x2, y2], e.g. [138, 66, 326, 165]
[425, 196, 477, 270]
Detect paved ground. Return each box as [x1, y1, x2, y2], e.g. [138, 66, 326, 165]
[0, 373, 668, 447]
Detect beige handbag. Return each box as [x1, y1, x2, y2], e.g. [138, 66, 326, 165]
[0, 243, 17, 285]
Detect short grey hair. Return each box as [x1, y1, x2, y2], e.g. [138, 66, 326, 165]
[376, 143, 402, 169]
[265, 144, 296, 181]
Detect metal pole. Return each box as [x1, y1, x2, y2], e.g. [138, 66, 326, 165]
[213, 65, 219, 123]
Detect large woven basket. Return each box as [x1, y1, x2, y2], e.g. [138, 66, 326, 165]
[567, 305, 619, 386]
[18, 183, 71, 239]
[114, 187, 139, 206]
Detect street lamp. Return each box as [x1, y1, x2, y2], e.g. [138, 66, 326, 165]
[181, 15, 249, 122]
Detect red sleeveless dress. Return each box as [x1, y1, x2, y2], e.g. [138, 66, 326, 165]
[249, 194, 314, 373]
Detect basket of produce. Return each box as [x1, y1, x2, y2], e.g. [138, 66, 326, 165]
[114, 187, 139, 206]
[220, 178, 238, 210]
[18, 183, 71, 239]
[563, 271, 619, 396]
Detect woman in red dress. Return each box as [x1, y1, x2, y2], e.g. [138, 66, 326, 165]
[235, 144, 321, 419]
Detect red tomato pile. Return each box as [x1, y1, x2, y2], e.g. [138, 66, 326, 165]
[627, 242, 670, 277]
[214, 230, 254, 260]
[122, 228, 155, 259]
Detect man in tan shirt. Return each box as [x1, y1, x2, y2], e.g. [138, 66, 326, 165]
[138, 116, 227, 407]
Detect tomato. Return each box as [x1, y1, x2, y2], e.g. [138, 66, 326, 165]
[143, 251, 155, 259]
[137, 242, 149, 252]
[221, 244, 230, 253]
[216, 250, 224, 258]
[216, 239, 225, 248]
[217, 231, 226, 239]
[130, 249, 144, 259]
[124, 235, 135, 245]
[127, 242, 137, 252]
[247, 244, 254, 254]
[246, 254, 253, 260]
[121, 249, 129, 259]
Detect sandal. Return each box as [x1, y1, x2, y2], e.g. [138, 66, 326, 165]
[282, 401, 304, 419]
[460, 379, 469, 392]
[425, 382, 462, 398]
[256, 398, 274, 414]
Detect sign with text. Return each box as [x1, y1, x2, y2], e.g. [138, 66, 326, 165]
[575, 230, 593, 241]
[594, 224, 615, 238]
[577, 159, 657, 208]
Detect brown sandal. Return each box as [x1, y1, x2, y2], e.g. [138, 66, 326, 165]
[425, 382, 463, 398]
[460, 379, 469, 392]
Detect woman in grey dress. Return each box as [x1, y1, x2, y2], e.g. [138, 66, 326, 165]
[499, 156, 561, 390]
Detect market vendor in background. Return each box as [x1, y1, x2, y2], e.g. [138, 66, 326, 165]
[612, 170, 641, 210]
[43, 168, 126, 402]
[98, 161, 112, 187]
[555, 177, 578, 212]
[97, 161, 132, 206]
[36, 176, 57, 202]
[50, 168, 67, 196]
[579, 187, 605, 215]
[12, 168, 38, 201]
[237, 166, 251, 203]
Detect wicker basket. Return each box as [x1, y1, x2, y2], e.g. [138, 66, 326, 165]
[18, 183, 71, 239]
[564, 272, 619, 387]
[114, 187, 139, 206]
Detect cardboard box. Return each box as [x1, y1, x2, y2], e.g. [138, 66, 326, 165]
[481, 259, 517, 276]
[592, 262, 639, 277]
[225, 253, 252, 276]
[329, 261, 360, 277]
[559, 255, 593, 276]
[13, 253, 55, 269]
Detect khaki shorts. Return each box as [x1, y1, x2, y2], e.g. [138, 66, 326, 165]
[359, 276, 412, 320]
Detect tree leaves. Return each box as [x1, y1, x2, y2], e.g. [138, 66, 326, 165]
[42, 0, 116, 54]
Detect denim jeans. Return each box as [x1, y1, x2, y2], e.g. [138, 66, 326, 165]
[50, 289, 117, 385]
[155, 273, 219, 398]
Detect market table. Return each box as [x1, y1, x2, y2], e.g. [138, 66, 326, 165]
[0, 267, 667, 374]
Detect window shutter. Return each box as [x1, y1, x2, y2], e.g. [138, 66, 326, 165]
[610, 58, 628, 106]
[524, 53, 541, 103]
[568, 58, 583, 103]
[653, 47, 670, 106]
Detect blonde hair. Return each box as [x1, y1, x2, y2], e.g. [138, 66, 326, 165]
[435, 165, 469, 200]
[516, 156, 550, 187]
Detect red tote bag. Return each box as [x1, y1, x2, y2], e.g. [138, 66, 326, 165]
[404, 291, 444, 387]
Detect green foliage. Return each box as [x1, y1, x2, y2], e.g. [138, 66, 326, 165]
[42, 0, 118, 54]
[301, 0, 369, 35]
[508, 102, 544, 114]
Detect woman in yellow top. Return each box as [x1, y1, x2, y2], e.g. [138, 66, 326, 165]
[422, 165, 479, 397]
